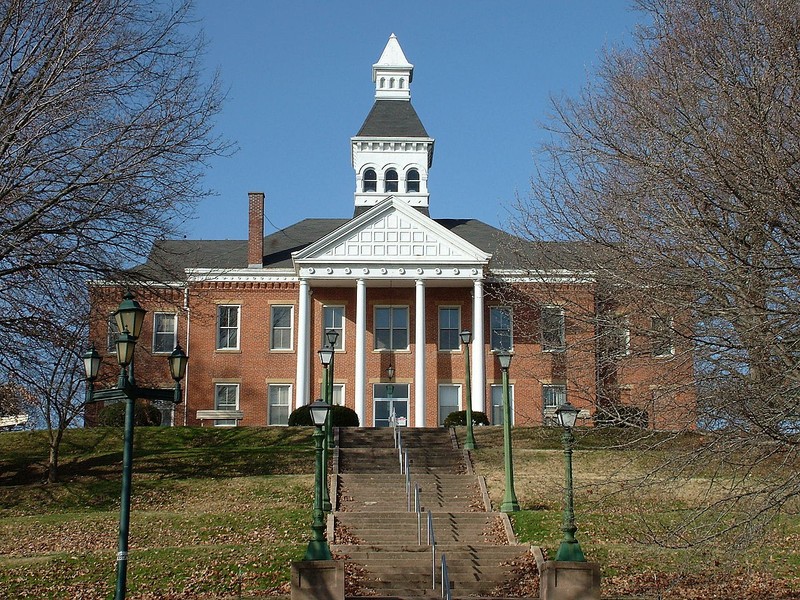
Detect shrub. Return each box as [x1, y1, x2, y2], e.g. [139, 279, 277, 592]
[443, 410, 490, 428]
[288, 404, 360, 427]
[97, 401, 162, 427]
[594, 405, 649, 428]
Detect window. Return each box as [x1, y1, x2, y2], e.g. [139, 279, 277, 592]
[607, 315, 630, 358]
[153, 399, 174, 427]
[152, 313, 177, 354]
[542, 384, 566, 410]
[375, 306, 408, 350]
[323, 306, 344, 350]
[490, 384, 514, 425]
[385, 169, 398, 193]
[438, 384, 461, 425]
[271, 305, 294, 350]
[217, 305, 240, 350]
[332, 384, 345, 406]
[651, 316, 674, 357]
[406, 169, 420, 193]
[541, 306, 565, 351]
[268, 384, 292, 426]
[107, 316, 120, 353]
[214, 383, 239, 427]
[363, 168, 377, 192]
[438, 307, 461, 351]
[490, 307, 512, 351]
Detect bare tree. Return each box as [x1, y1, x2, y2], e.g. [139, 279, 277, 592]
[513, 0, 800, 546]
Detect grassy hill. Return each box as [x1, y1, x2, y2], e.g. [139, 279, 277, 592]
[0, 426, 797, 599]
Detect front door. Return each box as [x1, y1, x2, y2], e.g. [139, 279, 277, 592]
[373, 383, 409, 427]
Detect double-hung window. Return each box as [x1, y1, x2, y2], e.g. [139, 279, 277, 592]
[490, 307, 512, 351]
[490, 384, 514, 425]
[438, 384, 461, 425]
[438, 307, 460, 351]
[323, 305, 344, 350]
[271, 305, 294, 350]
[375, 306, 408, 350]
[214, 383, 239, 427]
[107, 316, 120, 354]
[217, 305, 240, 350]
[152, 312, 177, 354]
[268, 384, 292, 425]
[541, 306, 565, 351]
[651, 316, 674, 357]
[607, 315, 630, 358]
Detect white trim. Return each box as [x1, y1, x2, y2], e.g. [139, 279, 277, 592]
[355, 279, 366, 424]
[415, 279, 426, 427]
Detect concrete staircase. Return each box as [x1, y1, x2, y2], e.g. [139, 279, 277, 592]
[330, 427, 536, 599]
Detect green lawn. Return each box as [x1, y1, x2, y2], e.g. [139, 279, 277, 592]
[1, 425, 798, 599]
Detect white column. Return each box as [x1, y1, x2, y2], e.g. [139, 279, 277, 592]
[355, 279, 367, 425]
[472, 279, 486, 413]
[415, 279, 426, 427]
[295, 278, 311, 408]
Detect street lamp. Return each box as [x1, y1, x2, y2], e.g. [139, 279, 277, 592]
[324, 329, 339, 449]
[304, 399, 333, 561]
[460, 330, 476, 450]
[386, 364, 396, 426]
[317, 346, 334, 512]
[555, 400, 586, 562]
[84, 291, 188, 600]
[497, 351, 520, 513]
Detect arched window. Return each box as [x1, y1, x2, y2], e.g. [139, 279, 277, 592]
[363, 169, 377, 192]
[385, 169, 398, 193]
[380, 77, 385, 88]
[406, 169, 420, 193]
[399, 78, 405, 89]
[389, 78, 395, 89]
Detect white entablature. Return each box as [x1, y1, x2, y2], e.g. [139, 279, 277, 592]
[293, 197, 490, 279]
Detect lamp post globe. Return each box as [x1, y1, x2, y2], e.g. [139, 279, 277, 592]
[113, 291, 147, 340]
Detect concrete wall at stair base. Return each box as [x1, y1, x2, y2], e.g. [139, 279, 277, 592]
[540, 560, 601, 600]
[291, 560, 345, 600]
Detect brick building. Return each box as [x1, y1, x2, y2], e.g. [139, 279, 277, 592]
[88, 35, 695, 429]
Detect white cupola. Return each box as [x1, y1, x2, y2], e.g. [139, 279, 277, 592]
[373, 33, 413, 100]
[352, 35, 434, 216]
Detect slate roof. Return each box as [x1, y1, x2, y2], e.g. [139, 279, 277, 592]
[133, 216, 589, 281]
[356, 100, 429, 138]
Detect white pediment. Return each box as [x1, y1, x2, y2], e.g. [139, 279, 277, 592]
[293, 198, 490, 271]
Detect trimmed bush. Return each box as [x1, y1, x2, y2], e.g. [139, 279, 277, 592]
[443, 410, 490, 428]
[594, 405, 649, 428]
[288, 404, 360, 427]
[97, 401, 162, 427]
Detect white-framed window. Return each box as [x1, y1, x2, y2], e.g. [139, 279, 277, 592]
[438, 307, 461, 351]
[385, 168, 399, 192]
[332, 383, 345, 406]
[107, 315, 120, 353]
[438, 384, 461, 426]
[152, 312, 177, 354]
[543, 384, 566, 410]
[607, 315, 630, 358]
[375, 306, 409, 350]
[363, 168, 377, 192]
[271, 305, 294, 351]
[406, 169, 420, 193]
[490, 384, 514, 425]
[651, 316, 674, 357]
[541, 306, 565, 352]
[214, 383, 239, 427]
[490, 307, 512, 351]
[217, 305, 240, 350]
[323, 305, 345, 350]
[268, 384, 292, 425]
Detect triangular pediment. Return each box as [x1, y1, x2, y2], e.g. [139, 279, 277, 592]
[293, 198, 490, 269]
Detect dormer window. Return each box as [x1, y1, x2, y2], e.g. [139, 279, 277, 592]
[385, 169, 398, 193]
[363, 169, 377, 192]
[406, 169, 420, 193]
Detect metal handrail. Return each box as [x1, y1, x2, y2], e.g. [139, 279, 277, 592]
[415, 483, 422, 543]
[441, 554, 452, 600]
[427, 509, 436, 590]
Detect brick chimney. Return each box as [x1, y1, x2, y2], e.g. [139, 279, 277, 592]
[248, 192, 264, 268]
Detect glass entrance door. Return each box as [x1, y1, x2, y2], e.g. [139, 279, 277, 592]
[373, 383, 409, 427]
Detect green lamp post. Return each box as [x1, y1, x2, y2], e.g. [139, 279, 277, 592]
[497, 351, 520, 513]
[317, 346, 334, 513]
[460, 330, 476, 450]
[325, 329, 339, 448]
[555, 400, 586, 562]
[304, 399, 333, 561]
[84, 291, 188, 600]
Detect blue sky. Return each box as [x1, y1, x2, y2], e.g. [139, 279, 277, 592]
[187, 1, 641, 240]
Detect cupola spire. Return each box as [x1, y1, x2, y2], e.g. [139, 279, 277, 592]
[373, 33, 413, 100]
